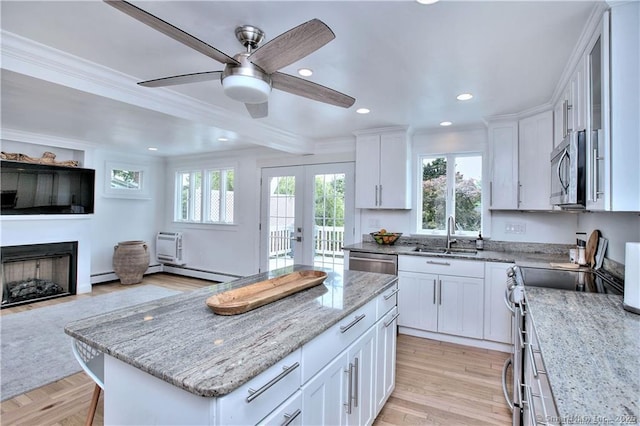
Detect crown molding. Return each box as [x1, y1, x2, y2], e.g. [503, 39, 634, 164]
[1, 30, 313, 154]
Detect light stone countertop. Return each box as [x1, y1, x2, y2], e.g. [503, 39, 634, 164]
[343, 241, 579, 269]
[525, 288, 640, 424]
[64, 265, 397, 397]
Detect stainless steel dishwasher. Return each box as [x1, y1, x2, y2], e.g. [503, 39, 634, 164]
[348, 251, 398, 275]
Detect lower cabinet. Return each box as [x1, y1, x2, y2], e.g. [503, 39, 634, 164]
[375, 306, 398, 416]
[398, 269, 484, 339]
[483, 262, 514, 344]
[299, 283, 398, 426]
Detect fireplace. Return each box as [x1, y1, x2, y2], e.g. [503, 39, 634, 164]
[1, 242, 77, 308]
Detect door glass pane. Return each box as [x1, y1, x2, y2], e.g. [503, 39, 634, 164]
[421, 157, 447, 231]
[313, 173, 346, 270]
[454, 155, 482, 234]
[268, 176, 295, 271]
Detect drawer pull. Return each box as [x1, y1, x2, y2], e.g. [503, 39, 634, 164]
[281, 409, 301, 426]
[384, 312, 400, 327]
[340, 314, 366, 334]
[246, 362, 300, 403]
[426, 260, 450, 266]
[383, 288, 399, 300]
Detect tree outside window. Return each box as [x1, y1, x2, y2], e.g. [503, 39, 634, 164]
[420, 154, 482, 235]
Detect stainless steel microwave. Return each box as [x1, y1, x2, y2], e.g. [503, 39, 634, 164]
[550, 130, 586, 208]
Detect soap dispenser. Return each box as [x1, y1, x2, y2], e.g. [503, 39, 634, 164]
[476, 232, 484, 250]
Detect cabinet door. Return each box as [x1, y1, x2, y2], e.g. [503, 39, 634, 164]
[518, 111, 553, 210]
[437, 276, 484, 339]
[378, 132, 410, 209]
[355, 134, 380, 208]
[302, 352, 348, 426]
[397, 271, 438, 332]
[571, 58, 587, 132]
[346, 327, 376, 426]
[483, 262, 513, 344]
[488, 121, 518, 209]
[374, 307, 398, 417]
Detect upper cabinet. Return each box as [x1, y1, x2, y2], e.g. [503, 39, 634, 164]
[488, 111, 553, 211]
[488, 120, 518, 210]
[585, 4, 640, 211]
[355, 128, 411, 209]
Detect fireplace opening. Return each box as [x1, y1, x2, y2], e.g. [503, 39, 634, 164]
[1, 242, 77, 308]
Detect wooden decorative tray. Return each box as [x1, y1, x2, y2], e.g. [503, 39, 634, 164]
[206, 270, 328, 315]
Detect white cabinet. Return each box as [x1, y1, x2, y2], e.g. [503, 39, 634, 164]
[374, 307, 398, 416]
[483, 262, 514, 344]
[398, 256, 484, 339]
[259, 391, 302, 426]
[355, 129, 411, 209]
[302, 352, 348, 426]
[488, 120, 519, 209]
[586, 4, 640, 212]
[518, 111, 554, 210]
[301, 285, 398, 426]
[346, 326, 376, 426]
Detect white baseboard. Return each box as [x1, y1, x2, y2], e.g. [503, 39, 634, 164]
[90, 264, 163, 284]
[161, 265, 240, 283]
[398, 326, 512, 353]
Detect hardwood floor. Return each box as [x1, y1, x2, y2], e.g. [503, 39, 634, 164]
[1, 273, 512, 425]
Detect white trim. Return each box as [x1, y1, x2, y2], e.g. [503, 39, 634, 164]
[1, 30, 314, 154]
[398, 327, 511, 353]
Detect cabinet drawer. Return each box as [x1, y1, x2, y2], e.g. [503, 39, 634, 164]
[398, 255, 484, 278]
[258, 390, 302, 426]
[217, 349, 301, 426]
[301, 298, 376, 383]
[377, 281, 399, 319]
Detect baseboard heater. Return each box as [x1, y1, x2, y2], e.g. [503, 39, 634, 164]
[156, 232, 185, 265]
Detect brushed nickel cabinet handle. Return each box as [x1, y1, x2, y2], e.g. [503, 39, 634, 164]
[246, 362, 300, 403]
[281, 409, 301, 426]
[340, 314, 366, 333]
[384, 312, 400, 328]
[384, 288, 399, 300]
[426, 260, 450, 266]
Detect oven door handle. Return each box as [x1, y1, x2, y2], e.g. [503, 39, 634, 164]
[501, 357, 514, 412]
[504, 286, 516, 314]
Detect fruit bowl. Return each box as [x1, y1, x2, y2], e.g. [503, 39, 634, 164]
[370, 232, 402, 245]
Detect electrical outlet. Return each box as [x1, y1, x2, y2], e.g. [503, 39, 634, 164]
[505, 222, 526, 234]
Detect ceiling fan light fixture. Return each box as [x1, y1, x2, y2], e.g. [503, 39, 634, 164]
[222, 75, 271, 104]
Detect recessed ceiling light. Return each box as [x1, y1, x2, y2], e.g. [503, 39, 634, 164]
[440, 121, 453, 126]
[356, 108, 370, 114]
[298, 68, 313, 77]
[456, 93, 473, 101]
[416, 0, 439, 4]
[148, 147, 158, 151]
[217, 137, 229, 142]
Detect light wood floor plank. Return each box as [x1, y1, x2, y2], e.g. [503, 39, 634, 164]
[1, 274, 512, 425]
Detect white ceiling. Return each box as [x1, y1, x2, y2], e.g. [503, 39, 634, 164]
[1, 0, 600, 156]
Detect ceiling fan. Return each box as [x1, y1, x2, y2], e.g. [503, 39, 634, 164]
[104, 0, 356, 119]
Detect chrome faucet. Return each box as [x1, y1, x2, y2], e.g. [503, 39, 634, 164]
[446, 215, 457, 250]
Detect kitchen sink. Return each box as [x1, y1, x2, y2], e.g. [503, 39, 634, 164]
[413, 247, 478, 255]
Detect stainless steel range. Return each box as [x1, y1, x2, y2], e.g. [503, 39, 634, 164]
[502, 265, 623, 425]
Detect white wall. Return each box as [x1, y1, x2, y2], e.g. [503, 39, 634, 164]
[89, 149, 165, 275]
[578, 212, 640, 264]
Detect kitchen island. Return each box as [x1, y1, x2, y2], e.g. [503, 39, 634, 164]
[525, 288, 639, 424]
[65, 265, 399, 425]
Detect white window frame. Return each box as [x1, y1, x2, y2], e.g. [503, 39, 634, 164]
[174, 167, 235, 225]
[415, 152, 482, 237]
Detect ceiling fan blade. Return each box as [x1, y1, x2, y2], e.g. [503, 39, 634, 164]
[138, 71, 223, 87]
[245, 102, 268, 119]
[248, 19, 335, 74]
[104, 0, 239, 65]
[272, 72, 355, 108]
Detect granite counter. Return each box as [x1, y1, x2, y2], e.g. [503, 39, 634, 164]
[343, 241, 580, 269]
[64, 265, 397, 397]
[525, 287, 639, 424]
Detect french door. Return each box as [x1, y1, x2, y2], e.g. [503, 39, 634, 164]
[259, 163, 354, 272]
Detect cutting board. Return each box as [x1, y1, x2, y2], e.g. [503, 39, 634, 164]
[206, 270, 327, 315]
[550, 262, 581, 269]
[586, 230, 600, 268]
